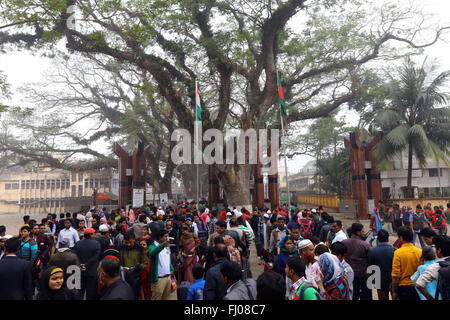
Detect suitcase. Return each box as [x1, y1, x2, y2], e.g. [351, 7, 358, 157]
[177, 281, 191, 300]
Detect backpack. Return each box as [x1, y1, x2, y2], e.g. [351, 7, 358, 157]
[412, 213, 425, 230]
[299, 220, 312, 239]
[296, 282, 325, 300]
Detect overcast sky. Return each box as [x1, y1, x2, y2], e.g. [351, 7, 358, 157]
[0, 0, 449, 173]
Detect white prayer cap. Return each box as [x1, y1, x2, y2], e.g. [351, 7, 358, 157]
[297, 239, 313, 250]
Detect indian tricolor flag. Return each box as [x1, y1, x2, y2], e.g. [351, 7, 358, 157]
[195, 80, 201, 122]
[277, 71, 287, 119]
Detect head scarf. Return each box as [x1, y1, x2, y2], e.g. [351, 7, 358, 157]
[279, 235, 298, 254]
[223, 235, 235, 248]
[318, 252, 344, 285]
[38, 266, 67, 300]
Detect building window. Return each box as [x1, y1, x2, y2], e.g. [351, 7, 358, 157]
[71, 185, 76, 197]
[79, 172, 83, 182]
[47, 180, 51, 189]
[90, 178, 94, 189]
[31, 180, 35, 189]
[41, 180, 45, 189]
[78, 185, 83, 198]
[61, 180, 65, 189]
[56, 180, 61, 189]
[12, 183, 19, 190]
[429, 168, 443, 177]
[25, 180, 30, 189]
[72, 172, 76, 181]
[85, 178, 89, 189]
[51, 180, 56, 190]
[5, 183, 11, 190]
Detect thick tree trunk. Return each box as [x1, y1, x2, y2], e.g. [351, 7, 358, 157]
[407, 143, 414, 198]
[150, 177, 173, 201]
[179, 165, 198, 200]
[216, 163, 253, 210]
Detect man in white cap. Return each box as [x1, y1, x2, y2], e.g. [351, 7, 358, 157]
[96, 224, 114, 253]
[298, 239, 324, 290]
[157, 206, 165, 217]
[226, 211, 233, 230]
[0, 235, 13, 260]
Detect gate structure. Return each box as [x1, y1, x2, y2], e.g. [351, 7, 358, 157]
[344, 131, 383, 220]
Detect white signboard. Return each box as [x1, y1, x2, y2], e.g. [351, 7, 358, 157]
[133, 189, 144, 208]
[160, 193, 168, 204]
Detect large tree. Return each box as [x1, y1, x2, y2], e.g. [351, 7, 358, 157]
[1, 0, 449, 207]
[372, 57, 450, 198]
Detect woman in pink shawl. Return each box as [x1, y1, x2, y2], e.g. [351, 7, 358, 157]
[223, 235, 241, 264]
[86, 212, 93, 228]
[178, 225, 200, 283]
[128, 208, 136, 222]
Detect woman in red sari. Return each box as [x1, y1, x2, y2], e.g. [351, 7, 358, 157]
[178, 225, 200, 284]
[139, 238, 152, 299]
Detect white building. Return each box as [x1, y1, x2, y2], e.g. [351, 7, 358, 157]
[380, 151, 450, 199]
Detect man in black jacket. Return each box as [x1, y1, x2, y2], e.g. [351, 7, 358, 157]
[98, 256, 135, 300]
[203, 243, 229, 300]
[73, 228, 101, 300]
[0, 237, 33, 300]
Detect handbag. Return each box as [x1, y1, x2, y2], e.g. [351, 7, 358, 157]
[170, 277, 178, 293]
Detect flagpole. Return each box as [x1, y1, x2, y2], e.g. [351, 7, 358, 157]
[195, 80, 199, 207]
[280, 108, 290, 207]
[277, 71, 290, 207]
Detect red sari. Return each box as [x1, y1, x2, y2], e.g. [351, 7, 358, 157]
[179, 233, 200, 283]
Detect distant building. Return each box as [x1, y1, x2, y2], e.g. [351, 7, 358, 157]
[0, 165, 118, 214]
[380, 151, 450, 199]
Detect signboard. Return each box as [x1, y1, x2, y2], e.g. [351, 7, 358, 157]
[160, 193, 168, 204]
[133, 189, 144, 207]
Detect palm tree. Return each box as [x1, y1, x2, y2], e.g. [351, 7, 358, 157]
[373, 57, 450, 198]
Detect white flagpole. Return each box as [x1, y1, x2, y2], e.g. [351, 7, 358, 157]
[195, 80, 200, 207]
[279, 87, 290, 208]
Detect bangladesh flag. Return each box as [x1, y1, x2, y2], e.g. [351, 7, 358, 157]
[277, 71, 287, 118]
[195, 81, 201, 122]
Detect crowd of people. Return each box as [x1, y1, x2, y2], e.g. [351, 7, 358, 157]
[0, 200, 449, 301]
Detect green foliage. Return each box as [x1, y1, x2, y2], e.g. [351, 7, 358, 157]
[370, 57, 450, 196]
[314, 149, 351, 198]
[88, 31, 107, 47]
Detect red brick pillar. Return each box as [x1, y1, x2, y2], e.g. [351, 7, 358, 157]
[268, 145, 279, 209]
[208, 165, 220, 208]
[114, 143, 132, 209]
[132, 141, 150, 206]
[365, 132, 383, 204]
[254, 144, 265, 208]
[345, 133, 368, 220]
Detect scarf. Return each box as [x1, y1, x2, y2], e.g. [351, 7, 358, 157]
[373, 209, 383, 233]
[318, 252, 344, 286]
[38, 266, 68, 300]
[179, 232, 195, 248]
